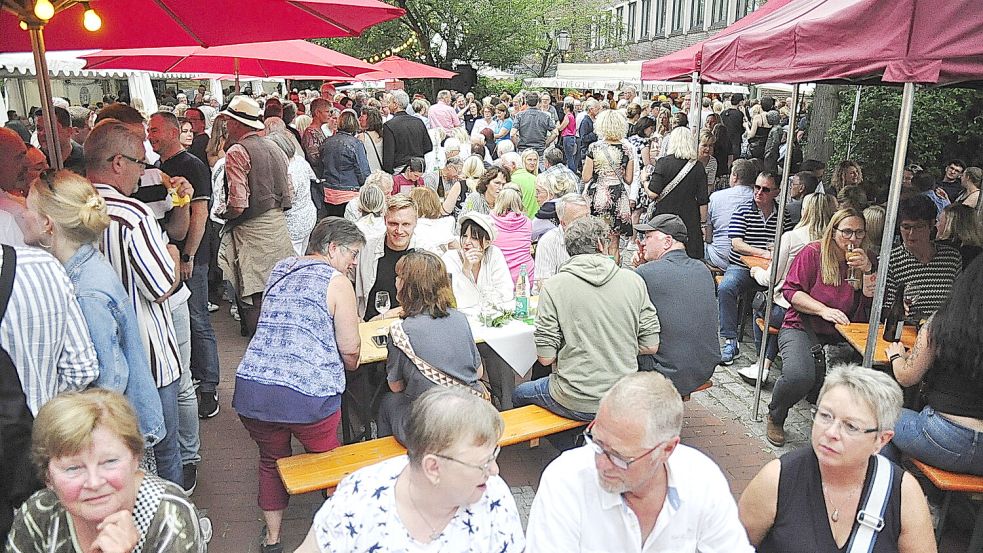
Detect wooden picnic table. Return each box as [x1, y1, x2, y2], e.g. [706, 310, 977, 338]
[740, 254, 771, 270]
[835, 322, 918, 365]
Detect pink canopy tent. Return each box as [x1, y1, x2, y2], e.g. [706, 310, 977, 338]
[353, 56, 457, 81]
[640, 0, 793, 82]
[698, 0, 983, 87]
[82, 41, 377, 81]
[690, 0, 983, 388]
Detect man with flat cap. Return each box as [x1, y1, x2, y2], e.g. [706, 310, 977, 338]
[634, 214, 720, 395]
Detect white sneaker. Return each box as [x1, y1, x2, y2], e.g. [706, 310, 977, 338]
[737, 363, 769, 385]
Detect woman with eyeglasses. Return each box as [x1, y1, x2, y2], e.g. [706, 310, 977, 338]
[295, 387, 524, 553]
[764, 209, 874, 447]
[232, 217, 364, 553]
[740, 366, 936, 553]
[21, 170, 165, 457]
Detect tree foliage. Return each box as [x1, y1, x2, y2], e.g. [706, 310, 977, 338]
[318, 0, 602, 78]
[826, 86, 983, 192]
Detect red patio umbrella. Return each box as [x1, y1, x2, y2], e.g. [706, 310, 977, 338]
[82, 41, 378, 81]
[354, 56, 457, 81]
[1, 0, 403, 168]
[0, 0, 405, 51]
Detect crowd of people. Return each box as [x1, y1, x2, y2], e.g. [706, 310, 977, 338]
[1, 80, 981, 553]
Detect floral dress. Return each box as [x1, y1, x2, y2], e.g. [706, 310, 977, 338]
[585, 139, 634, 237]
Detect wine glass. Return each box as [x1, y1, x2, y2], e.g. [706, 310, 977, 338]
[845, 244, 860, 285]
[375, 291, 391, 316]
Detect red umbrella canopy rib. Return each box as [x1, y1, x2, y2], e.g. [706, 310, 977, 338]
[0, 0, 404, 51]
[82, 41, 378, 80]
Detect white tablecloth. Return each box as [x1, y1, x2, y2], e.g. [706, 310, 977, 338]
[461, 311, 537, 377]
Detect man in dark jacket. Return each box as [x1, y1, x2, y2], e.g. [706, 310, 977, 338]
[382, 90, 432, 174]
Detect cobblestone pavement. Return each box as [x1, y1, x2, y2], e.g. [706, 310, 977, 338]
[196, 305, 969, 552]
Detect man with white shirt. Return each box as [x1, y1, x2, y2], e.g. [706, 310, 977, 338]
[526, 371, 754, 553]
[534, 193, 589, 279]
[0, 128, 30, 246]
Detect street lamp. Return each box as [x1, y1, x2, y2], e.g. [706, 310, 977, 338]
[556, 30, 571, 63]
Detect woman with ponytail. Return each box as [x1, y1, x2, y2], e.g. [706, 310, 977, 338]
[22, 170, 165, 453]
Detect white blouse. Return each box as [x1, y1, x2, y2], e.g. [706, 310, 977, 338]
[442, 246, 515, 310]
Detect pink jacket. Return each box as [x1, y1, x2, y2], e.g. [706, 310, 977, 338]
[491, 211, 534, 285]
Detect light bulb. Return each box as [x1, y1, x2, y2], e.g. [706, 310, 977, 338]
[83, 8, 102, 31]
[34, 0, 55, 20]
[19, 20, 28, 30]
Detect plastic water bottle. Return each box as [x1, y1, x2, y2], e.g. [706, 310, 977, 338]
[514, 264, 529, 319]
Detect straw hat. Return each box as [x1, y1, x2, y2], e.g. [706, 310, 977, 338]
[219, 96, 264, 130]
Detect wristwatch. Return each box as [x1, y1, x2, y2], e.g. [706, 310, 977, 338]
[181, 253, 194, 263]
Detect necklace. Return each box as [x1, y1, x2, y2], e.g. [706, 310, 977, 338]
[821, 482, 859, 523]
[406, 477, 443, 541]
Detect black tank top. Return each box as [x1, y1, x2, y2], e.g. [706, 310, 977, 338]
[758, 447, 902, 553]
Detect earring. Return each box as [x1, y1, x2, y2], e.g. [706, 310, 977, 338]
[38, 231, 54, 250]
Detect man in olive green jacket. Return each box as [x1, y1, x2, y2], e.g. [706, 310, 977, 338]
[513, 216, 661, 426]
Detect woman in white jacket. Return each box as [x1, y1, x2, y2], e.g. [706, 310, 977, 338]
[442, 212, 515, 311]
[442, 212, 517, 408]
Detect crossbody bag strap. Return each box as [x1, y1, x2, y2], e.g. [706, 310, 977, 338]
[0, 245, 15, 320]
[389, 320, 491, 401]
[845, 454, 894, 553]
[654, 160, 697, 205]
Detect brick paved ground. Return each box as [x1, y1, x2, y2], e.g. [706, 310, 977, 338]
[194, 304, 969, 552]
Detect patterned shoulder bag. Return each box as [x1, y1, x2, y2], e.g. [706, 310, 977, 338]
[389, 320, 491, 401]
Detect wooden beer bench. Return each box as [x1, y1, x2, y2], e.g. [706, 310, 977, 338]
[277, 405, 588, 495]
[909, 458, 983, 551]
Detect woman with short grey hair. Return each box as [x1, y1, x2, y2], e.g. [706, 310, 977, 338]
[647, 125, 709, 259]
[296, 387, 524, 552]
[268, 129, 317, 255]
[740, 365, 935, 553]
[233, 217, 365, 552]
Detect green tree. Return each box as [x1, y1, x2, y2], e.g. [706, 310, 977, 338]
[826, 87, 983, 195]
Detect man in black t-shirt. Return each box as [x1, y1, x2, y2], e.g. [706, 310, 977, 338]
[355, 194, 419, 320]
[148, 111, 222, 422]
[183, 107, 210, 168]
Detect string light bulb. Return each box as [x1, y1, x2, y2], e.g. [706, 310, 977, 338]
[19, 20, 28, 30]
[34, 0, 55, 20]
[82, 3, 102, 31]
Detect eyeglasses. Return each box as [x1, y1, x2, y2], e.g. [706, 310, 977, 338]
[753, 184, 777, 193]
[339, 245, 360, 259]
[108, 153, 154, 170]
[813, 408, 879, 438]
[582, 424, 665, 470]
[39, 167, 58, 190]
[899, 222, 930, 232]
[836, 228, 866, 239]
[433, 445, 501, 475]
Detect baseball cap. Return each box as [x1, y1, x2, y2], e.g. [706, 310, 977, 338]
[634, 213, 689, 243]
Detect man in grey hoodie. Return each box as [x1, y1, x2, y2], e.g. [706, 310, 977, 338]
[513, 217, 661, 431]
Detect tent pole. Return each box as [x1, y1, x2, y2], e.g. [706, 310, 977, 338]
[862, 82, 915, 367]
[29, 25, 64, 171]
[691, 71, 702, 150]
[846, 85, 862, 159]
[752, 82, 800, 422]
[234, 58, 240, 95]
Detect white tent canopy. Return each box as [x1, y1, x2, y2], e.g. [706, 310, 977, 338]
[524, 61, 749, 94]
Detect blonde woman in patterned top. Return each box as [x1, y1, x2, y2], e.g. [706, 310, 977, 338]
[6, 389, 207, 552]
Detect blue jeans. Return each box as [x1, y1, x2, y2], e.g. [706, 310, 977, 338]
[512, 377, 594, 450]
[187, 262, 220, 393]
[752, 304, 787, 362]
[562, 136, 578, 172]
[717, 266, 755, 340]
[153, 379, 181, 485]
[886, 406, 983, 476]
[171, 301, 200, 467]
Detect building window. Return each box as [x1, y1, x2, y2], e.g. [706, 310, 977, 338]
[690, 0, 705, 29]
[736, 0, 755, 18]
[640, 0, 651, 38]
[627, 2, 637, 42]
[653, 0, 667, 36]
[615, 6, 625, 43]
[671, 0, 684, 32]
[711, 0, 727, 24]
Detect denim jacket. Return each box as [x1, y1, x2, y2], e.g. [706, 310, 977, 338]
[64, 244, 165, 445]
[318, 131, 371, 191]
